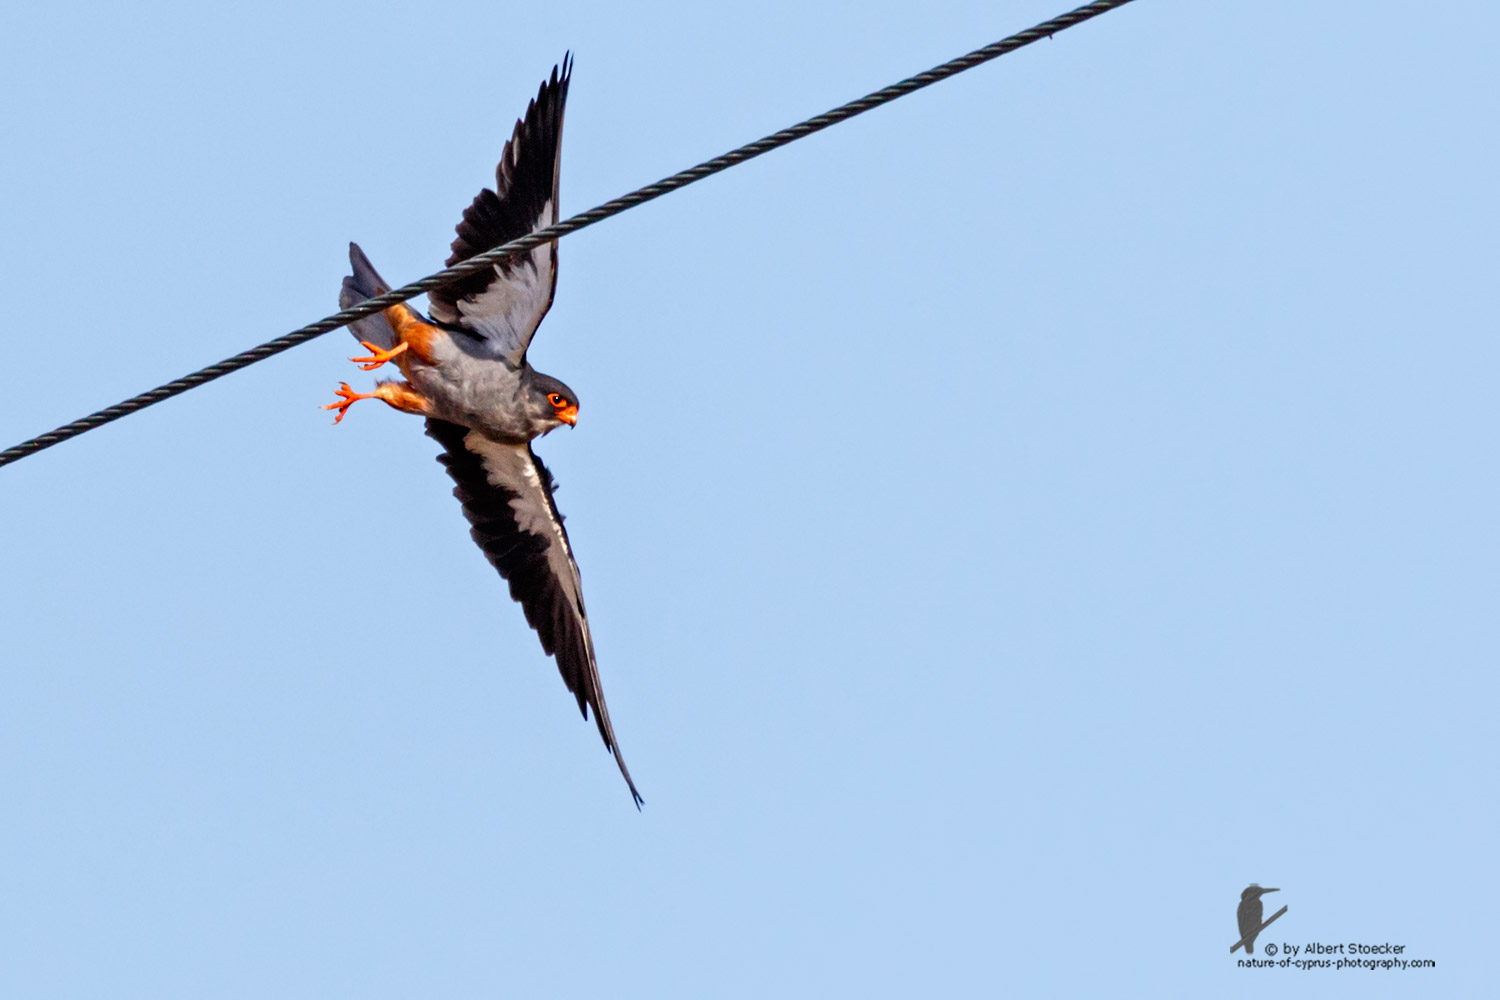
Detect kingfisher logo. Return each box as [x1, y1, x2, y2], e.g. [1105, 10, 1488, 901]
[1231, 884, 1286, 954]
[1229, 885, 1436, 971]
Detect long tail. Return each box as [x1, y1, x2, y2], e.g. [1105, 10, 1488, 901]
[339, 242, 398, 350]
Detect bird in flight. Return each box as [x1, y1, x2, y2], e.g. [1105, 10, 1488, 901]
[324, 57, 642, 807]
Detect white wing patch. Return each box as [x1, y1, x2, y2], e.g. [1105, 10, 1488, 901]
[450, 198, 556, 361]
[464, 430, 582, 610]
[514, 444, 573, 561]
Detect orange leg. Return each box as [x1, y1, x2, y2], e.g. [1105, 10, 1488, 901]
[323, 381, 431, 424]
[349, 340, 409, 371]
[382, 304, 440, 365]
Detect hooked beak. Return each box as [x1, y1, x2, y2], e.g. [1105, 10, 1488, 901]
[557, 404, 579, 427]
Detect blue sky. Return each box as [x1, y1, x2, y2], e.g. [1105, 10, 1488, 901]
[1, 1, 1495, 996]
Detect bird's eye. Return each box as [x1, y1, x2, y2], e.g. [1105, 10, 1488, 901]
[548, 393, 565, 407]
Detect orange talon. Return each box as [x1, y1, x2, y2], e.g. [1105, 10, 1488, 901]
[322, 380, 432, 424]
[323, 382, 371, 424]
[349, 340, 409, 371]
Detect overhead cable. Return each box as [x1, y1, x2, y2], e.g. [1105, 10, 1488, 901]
[0, 0, 1137, 469]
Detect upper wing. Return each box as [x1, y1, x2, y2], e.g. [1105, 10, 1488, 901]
[428, 58, 571, 367]
[426, 417, 641, 807]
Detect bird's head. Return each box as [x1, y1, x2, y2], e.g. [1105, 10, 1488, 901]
[527, 372, 580, 432]
[1241, 885, 1279, 901]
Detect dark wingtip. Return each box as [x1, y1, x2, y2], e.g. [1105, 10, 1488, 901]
[543, 54, 572, 102]
[612, 748, 643, 810]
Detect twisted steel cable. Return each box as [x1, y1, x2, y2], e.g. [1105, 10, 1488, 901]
[0, 0, 1136, 469]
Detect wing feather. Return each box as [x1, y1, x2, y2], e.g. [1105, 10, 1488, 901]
[428, 57, 570, 366]
[426, 417, 641, 807]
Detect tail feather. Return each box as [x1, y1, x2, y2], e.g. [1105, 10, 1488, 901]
[340, 242, 398, 350]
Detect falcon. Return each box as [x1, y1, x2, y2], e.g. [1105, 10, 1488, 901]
[325, 57, 642, 807]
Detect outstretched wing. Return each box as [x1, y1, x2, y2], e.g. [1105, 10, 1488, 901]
[428, 58, 570, 367]
[426, 418, 641, 807]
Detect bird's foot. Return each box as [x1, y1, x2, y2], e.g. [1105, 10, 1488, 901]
[349, 340, 409, 371]
[323, 380, 432, 423]
[323, 382, 372, 424]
